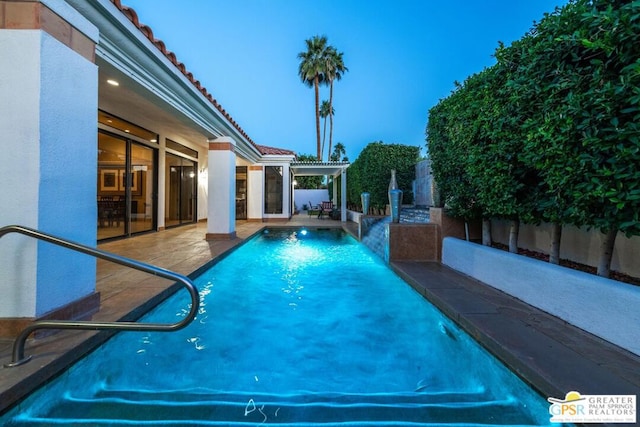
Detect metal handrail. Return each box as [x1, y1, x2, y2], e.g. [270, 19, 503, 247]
[0, 225, 200, 367]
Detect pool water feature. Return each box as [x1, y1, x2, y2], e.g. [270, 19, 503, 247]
[360, 207, 430, 261]
[361, 216, 391, 259]
[1, 228, 561, 426]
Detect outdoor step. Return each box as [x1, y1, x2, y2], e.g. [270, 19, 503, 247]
[93, 387, 492, 404]
[7, 389, 539, 426]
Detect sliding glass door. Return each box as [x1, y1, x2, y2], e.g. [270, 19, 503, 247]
[130, 143, 155, 234]
[264, 166, 283, 214]
[236, 166, 247, 220]
[165, 153, 197, 227]
[98, 131, 157, 240]
[97, 133, 126, 239]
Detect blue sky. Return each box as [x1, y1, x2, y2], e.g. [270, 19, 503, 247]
[121, 0, 566, 161]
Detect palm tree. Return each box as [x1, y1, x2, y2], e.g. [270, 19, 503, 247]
[324, 48, 348, 161]
[319, 100, 333, 161]
[297, 35, 330, 160]
[330, 142, 347, 162]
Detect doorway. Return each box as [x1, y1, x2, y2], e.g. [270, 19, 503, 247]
[98, 131, 157, 240]
[236, 166, 247, 220]
[165, 153, 197, 227]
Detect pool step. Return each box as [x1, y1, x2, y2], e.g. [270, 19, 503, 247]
[6, 388, 541, 426]
[96, 387, 494, 404]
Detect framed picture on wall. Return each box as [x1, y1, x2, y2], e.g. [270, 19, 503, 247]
[119, 169, 141, 195]
[99, 169, 119, 192]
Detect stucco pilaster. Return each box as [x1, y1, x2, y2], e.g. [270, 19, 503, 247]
[206, 137, 237, 239]
[0, 1, 99, 326]
[247, 165, 263, 220]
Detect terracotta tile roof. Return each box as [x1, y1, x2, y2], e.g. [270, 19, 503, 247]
[111, 0, 259, 150]
[255, 145, 296, 156]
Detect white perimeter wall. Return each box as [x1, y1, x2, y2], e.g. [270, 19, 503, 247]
[491, 220, 640, 279]
[442, 237, 640, 356]
[295, 189, 330, 210]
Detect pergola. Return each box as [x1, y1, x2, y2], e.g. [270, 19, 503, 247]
[290, 161, 350, 222]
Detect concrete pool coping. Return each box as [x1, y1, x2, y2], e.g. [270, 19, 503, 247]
[390, 262, 640, 399]
[1, 218, 639, 419]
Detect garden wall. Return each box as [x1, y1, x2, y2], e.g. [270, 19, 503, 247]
[491, 220, 640, 279]
[442, 237, 640, 356]
[294, 189, 329, 211]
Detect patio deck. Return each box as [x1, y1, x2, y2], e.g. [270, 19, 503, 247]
[1, 216, 639, 418]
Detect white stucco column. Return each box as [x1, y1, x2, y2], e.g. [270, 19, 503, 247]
[206, 137, 236, 239]
[282, 163, 292, 219]
[247, 165, 264, 220]
[0, 1, 99, 326]
[341, 168, 347, 222]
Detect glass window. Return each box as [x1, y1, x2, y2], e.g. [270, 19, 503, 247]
[166, 139, 198, 159]
[98, 110, 158, 144]
[130, 143, 155, 234]
[264, 166, 283, 214]
[165, 153, 197, 227]
[98, 133, 126, 239]
[236, 166, 247, 220]
[98, 132, 157, 240]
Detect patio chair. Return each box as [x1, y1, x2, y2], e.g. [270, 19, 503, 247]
[308, 201, 319, 216]
[318, 201, 334, 219]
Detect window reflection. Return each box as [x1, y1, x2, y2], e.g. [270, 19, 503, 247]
[265, 166, 283, 214]
[165, 152, 197, 227]
[98, 131, 156, 240]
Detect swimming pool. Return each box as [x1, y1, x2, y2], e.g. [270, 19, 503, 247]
[1, 228, 561, 425]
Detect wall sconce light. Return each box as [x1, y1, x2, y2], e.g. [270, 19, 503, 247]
[199, 168, 208, 180]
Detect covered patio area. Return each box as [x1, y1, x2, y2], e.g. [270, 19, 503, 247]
[290, 161, 350, 222]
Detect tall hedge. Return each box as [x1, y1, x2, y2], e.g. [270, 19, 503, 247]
[427, 87, 482, 221]
[427, 0, 640, 276]
[346, 142, 420, 212]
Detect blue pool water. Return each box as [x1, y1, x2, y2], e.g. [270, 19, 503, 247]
[2, 228, 560, 426]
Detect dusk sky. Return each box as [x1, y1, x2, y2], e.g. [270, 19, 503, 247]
[121, 0, 566, 161]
